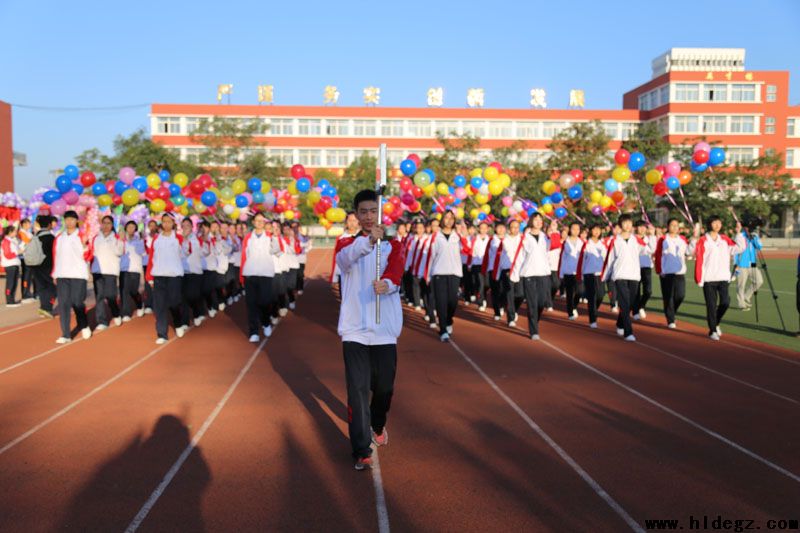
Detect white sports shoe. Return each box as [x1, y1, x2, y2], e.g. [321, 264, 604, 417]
[446, 325, 453, 335]
[439, 332, 450, 342]
[568, 314, 577, 321]
[136, 309, 145, 318]
[176, 326, 186, 338]
[297, 290, 304, 295]
[144, 307, 153, 315]
[633, 314, 641, 321]
[716, 326, 722, 336]
[479, 304, 487, 312]
[612, 306, 619, 313]
[114, 317, 122, 326]
[709, 332, 720, 341]
[289, 302, 296, 310]
[271, 317, 280, 326]
[429, 322, 437, 329]
[639, 309, 647, 319]
[616, 328, 624, 337]
[546, 307, 554, 312]
[470, 296, 476, 302]
[81, 327, 92, 340]
[279, 308, 288, 317]
[500, 309, 505, 317]
[494, 315, 501, 321]
[194, 317, 203, 327]
[155, 338, 166, 345]
[249, 334, 259, 343]
[122, 316, 132, 323]
[218, 303, 226, 312]
[531, 334, 540, 341]
[208, 309, 217, 318]
[624, 335, 637, 342]
[668, 323, 677, 330]
[589, 322, 598, 329]
[572, 310, 578, 318]
[263, 325, 273, 337]
[226, 297, 234, 306]
[508, 321, 517, 328]
[95, 324, 108, 332]
[56, 337, 71, 344]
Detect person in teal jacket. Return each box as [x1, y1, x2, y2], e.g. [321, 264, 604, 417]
[733, 223, 763, 310]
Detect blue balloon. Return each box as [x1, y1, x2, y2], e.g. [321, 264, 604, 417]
[114, 181, 130, 195]
[248, 178, 262, 192]
[708, 147, 726, 166]
[43, 190, 61, 204]
[71, 183, 84, 195]
[92, 183, 107, 196]
[422, 168, 435, 181]
[400, 159, 417, 177]
[168, 183, 182, 197]
[159, 169, 171, 182]
[604, 178, 619, 193]
[555, 207, 568, 219]
[470, 177, 483, 189]
[201, 191, 217, 207]
[296, 177, 311, 193]
[252, 191, 265, 204]
[63, 165, 79, 180]
[56, 174, 72, 193]
[173, 195, 186, 206]
[666, 176, 680, 190]
[690, 160, 709, 173]
[317, 179, 330, 189]
[132, 177, 148, 193]
[540, 197, 553, 206]
[628, 152, 646, 172]
[235, 195, 249, 208]
[550, 192, 564, 204]
[477, 212, 487, 221]
[454, 174, 467, 188]
[568, 185, 583, 200]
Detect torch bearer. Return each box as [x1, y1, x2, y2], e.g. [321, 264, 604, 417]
[376, 143, 387, 324]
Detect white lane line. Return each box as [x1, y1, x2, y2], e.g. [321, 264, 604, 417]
[634, 339, 800, 406]
[371, 446, 390, 533]
[448, 339, 645, 533]
[0, 339, 175, 456]
[720, 340, 800, 367]
[0, 318, 47, 336]
[0, 338, 84, 376]
[539, 338, 800, 485]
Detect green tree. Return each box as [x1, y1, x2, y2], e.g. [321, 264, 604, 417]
[189, 116, 266, 179]
[546, 120, 611, 179]
[239, 152, 288, 185]
[621, 122, 672, 163]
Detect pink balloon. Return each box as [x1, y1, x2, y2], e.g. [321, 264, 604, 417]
[501, 196, 513, 207]
[665, 161, 681, 177]
[79, 195, 97, 207]
[455, 187, 467, 200]
[693, 142, 711, 154]
[51, 198, 67, 216]
[62, 190, 80, 205]
[118, 167, 136, 185]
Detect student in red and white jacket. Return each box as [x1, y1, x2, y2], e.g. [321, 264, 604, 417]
[240, 212, 281, 342]
[482, 221, 507, 320]
[459, 221, 474, 306]
[180, 218, 206, 326]
[142, 219, 159, 314]
[90, 215, 124, 330]
[120, 221, 146, 321]
[558, 222, 583, 320]
[146, 214, 188, 344]
[654, 218, 693, 329]
[515, 213, 551, 339]
[291, 221, 310, 295]
[403, 221, 425, 309]
[602, 214, 651, 341]
[2, 226, 22, 307]
[502, 220, 526, 327]
[335, 189, 405, 471]
[469, 222, 491, 311]
[417, 219, 440, 324]
[52, 211, 92, 344]
[632, 221, 657, 320]
[694, 215, 746, 340]
[546, 220, 562, 310]
[575, 223, 607, 328]
[428, 210, 468, 342]
[330, 211, 360, 286]
[281, 222, 302, 311]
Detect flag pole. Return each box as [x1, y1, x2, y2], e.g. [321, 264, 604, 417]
[376, 143, 387, 324]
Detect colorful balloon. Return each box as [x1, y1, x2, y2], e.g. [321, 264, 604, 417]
[645, 169, 662, 185]
[611, 165, 631, 183]
[614, 149, 630, 165]
[628, 151, 646, 172]
[400, 159, 417, 177]
[708, 147, 726, 166]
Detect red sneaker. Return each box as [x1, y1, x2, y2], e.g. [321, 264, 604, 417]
[354, 456, 372, 471]
[372, 429, 388, 447]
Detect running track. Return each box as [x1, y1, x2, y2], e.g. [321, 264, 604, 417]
[0, 250, 798, 532]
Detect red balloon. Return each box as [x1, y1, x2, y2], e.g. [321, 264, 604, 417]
[156, 187, 170, 200]
[112, 194, 123, 206]
[199, 174, 213, 188]
[190, 180, 205, 194]
[399, 177, 413, 191]
[407, 153, 421, 167]
[653, 182, 668, 196]
[105, 180, 116, 194]
[389, 196, 402, 207]
[444, 194, 455, 205]
[313, 202, 327, 215]
[570, 169, 584, 182]
[611, 191, 625, 204]
[303, 174, 315, 186]
[144, 188, 158, 201]
[80, 171, 96, 187]
[488, 161, 503, 172]
[614, 149, 630, 165]
[693, 150, 710, 164]
[164, 199, 175, 212]
[205, 206, 217, 216]
[654, 165, 666, 176]
[291, 164, 306, 180]
[411, 186, 423, 199]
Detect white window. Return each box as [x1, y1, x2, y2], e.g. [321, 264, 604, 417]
[297, 119, 322, 136]
[381, 120, 404, 137]
[298, 149, 322, 166]
[648, 91, 659, 109]
[407, 120, 433, 137]
[184, 117, 201, 134]
[787, 149, 795, 168]
[268, 149, 294, 164]
[730, 84, 756, 102]
[461, 121, 486, 137]
[487, 121, 512, 138]
[542, 121, 567, 138]
[602, 122, 620, 139]
[727, 147, 756, 165]
[673, 116, 699, 134]
[702, 116, 726, 133]
[184, 147, 203, 163]
[620, 123, 636, 140]
[434, 121, 460, 136]
[766, 84, 777, 103]
[387, 150, 407, 166]
[675, 83, 700, 101]
[268, 118, 294, 135]
[325, 119, 350, 136]
[516, 122, 540, 139]
[729, 116, 755, 134]
[659, 86, 669, 106]
[765, 116, 775, 134]
[156, 117, 181, 134]
[325, 149, 350, 167]
[703, 83, 728, 102]
[788, 118, 796, 137]
[353, 120, 377, 136]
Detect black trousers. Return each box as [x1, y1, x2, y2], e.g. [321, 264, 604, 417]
[296, 263, 305, 292]
[56, 278, 88, 337]
[203, 270, 220, 311]
[420, 278, 435, 321]
[93, 273, 120, 326]
[461, 264, 472, 301]
[522, 275, 549, 335]
[432, 274, 459, 334]
[489, 274, 502, 316]
[226, 266, 241, 297]
[548, 271, 560, 306]
[702, 281, 730, 335]
[21, 260, 33, 299]
[286, 268, 298, 304]
[343, 342, 397, 459]
[272, 272, 287, 316]
[583, 274, 604, 324]
[182, 273, 205, 321]
[34, 267, 56, 312]
[143, 281, 153, 310]
[4, 265, 19, 304]
[498, 269, 516, 322]
[614, 279, 639, 337]
[608, 281, 618, 308]
[153, 276, 185, 339]
[511, 281, 525, 318]
[244, 276, 273, 335]
[120, 271, 142, 318]
[470, 265, 487, 305]
[634, 267, 653, 313]
[563, 274, 579, 316]
[660, 274, 686, 325]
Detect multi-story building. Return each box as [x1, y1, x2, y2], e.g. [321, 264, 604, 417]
[150, 48, 800, 181]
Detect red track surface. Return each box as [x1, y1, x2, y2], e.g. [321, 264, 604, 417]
[0, 249, 798, 532]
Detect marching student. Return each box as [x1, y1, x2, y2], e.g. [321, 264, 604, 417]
[654, 218, 691, 329]
[404, 220, 425, 309]
[428, 210, 466, 342]
[31, 215, 57, 318]
[199, 221, 220, 317]
[605, 222, 621, 313]
[18, 218, 35, 302]
[90, 215, 124, 330]
[2, 226, 22, 307]
[602, 214, 650, 342]
[469, 222, 491, 311]
[211, 221, 231, 311]
[546, 219, 562, 311]
[240, 212, 281, 342]
[142, 219, 159, 315]
[482, 221, 507, 321]
[119, 221, 146, 322]
[292, 221, 311, 296]
[145, 213, 188, 344]
[330, 211, 360, 288]
[224, 223, 242, 304]
[575, 223, 607, 329]
[281, 222, 302, 311]
[515, 213, 551, 339]
[694, 215, 746, 341]
[558, 222, 583, 320]
[632, 221, 656, 320]
[180, 218, 206, 327]
[459, 221, 474, 305]
[52, 211, 92, 344]
[503, 219, 526, 327]
[271, 220, 289, 319]
[335, 189, 405, 471]
[417, 219, 439, 325]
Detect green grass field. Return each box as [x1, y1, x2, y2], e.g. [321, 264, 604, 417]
[643, 258, 799, 352]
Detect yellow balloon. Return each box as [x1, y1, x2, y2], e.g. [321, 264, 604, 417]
[414, 172, 431, 188]
[150, 199, 166, 213]
[498, 173, 511, 188]
[261, 181, 272, 194]
[455, 207, 464, 219]
[173, 173, 189, 188]
[645, 169, 662, 185]
[423, 184, 436, 197]
[231, 208, 240, 219]
[287, 181, 298, 195]
[97, 194, 112, 207]
[469, 168, 483, 178]
[146, 173, 161, 189]
[220, 187, 234, 201]
[600, 195, 613, 208]
[484, 166, 499, 182]
[284, 210, 295, 220]
[307, 190, 321, 204]
[195, 203, 207, 213]
[542, 180, 557, 195]
[590, 190, 603, 203]
[612, 165, 631, 183]
[470, 208, 480, 219]
[434, 213, 442, 221]
[540, 203, 554, 214]
[474, 193, 489, 205]
[501, 206, 509, 217]
[180, 205, 189, 216]
[480, 204, 491, 214]
[437, 182, 450, 196]
[232, 179, 247, 195]
[122, 189, 140, 207]
[488, 180, 504, 196]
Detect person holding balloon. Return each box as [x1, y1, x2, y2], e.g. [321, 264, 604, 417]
[52, 211, 92, 344]
[427, 210, 467, 342]
[90, 215, 124, 331]
[119, 220, 146, 322]
[576, 223, 608, 329]
[145, 213, 189, 344]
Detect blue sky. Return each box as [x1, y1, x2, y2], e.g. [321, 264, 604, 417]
[2, 0, 799, 197]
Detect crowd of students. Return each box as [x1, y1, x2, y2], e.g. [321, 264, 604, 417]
[0, 211, 310, 345]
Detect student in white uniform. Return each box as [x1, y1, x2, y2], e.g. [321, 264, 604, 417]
[558, 222, 583, 320]
[428, 210, 466, 342]
[240, 212, 281, 342]
[654, 218, 692, 330]
[470, 222, 491, 311]
[2, 225, 22, 307]
[271, 220, 289, 320]
[119, 221, 146, 321]
[515, 213, 551, 339]
[576, 223, 607, 329]
[90, 215, 124, 330]
[146, 214, 188, 344]
[404, 221, 425, 309]
[180, 218, 206, 326]
[503, 220, 526, 327]
[291, 221, 310, 295]
[417, 219, 439, 324]
[633, 220, 656, 320]
[52, 211, 92, 344]
[482, 221, 507, 321]
[281, 222, 302, 311]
